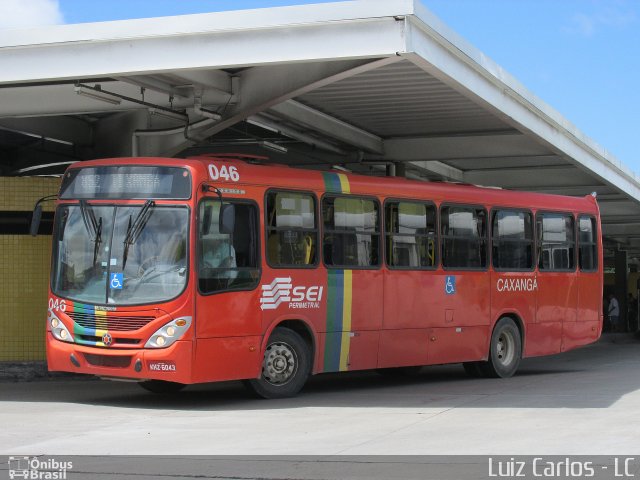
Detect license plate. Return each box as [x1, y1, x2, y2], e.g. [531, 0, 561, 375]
[147, 361, 176, 372]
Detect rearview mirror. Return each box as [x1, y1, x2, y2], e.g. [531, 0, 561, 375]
[202, 205, 212, 235]
[219, 204, 235, 235]
[30, 204, 42, 237]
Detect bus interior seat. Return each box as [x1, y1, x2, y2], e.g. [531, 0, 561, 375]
[332, 232, 358, 266]
[268, 230, 314, 265]
[267, 232, 279, 264]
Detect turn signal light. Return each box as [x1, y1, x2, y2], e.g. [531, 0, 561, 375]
[175, 319, 187, 327]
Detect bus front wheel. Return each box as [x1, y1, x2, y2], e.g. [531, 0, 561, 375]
[244, 327, 311, 399]
[481, 317, 522, 378]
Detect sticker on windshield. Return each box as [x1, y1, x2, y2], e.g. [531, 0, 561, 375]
[110, 273, 123, 289]
[110, 258, 117, 266]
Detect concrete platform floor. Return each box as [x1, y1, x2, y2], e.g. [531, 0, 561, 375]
[1, 334, 639, 455]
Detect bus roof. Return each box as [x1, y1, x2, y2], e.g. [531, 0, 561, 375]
[69, 156, 599, 214]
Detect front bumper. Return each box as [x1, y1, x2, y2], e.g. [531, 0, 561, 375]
[46, 332, 193, 384]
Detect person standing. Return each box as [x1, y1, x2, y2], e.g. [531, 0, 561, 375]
[608, 293, 620, 333]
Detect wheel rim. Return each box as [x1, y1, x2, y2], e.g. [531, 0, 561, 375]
[262, 341, 298, 386]
[496, 330, 516, 366]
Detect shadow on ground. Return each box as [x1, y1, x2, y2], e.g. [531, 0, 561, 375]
[0, 335, 638, 411]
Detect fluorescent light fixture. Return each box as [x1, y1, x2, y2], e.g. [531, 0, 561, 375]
[14, 161, 75, 174]
[247, 118, 280, 133]
[0, 126, 73, 146]
[260, 141, 288, 154]
[74, 86, 121, 105]
[148, 108, 188, 122]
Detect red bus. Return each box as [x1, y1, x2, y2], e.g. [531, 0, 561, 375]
[39, 154, 602, 398]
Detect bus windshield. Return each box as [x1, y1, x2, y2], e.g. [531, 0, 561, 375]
[52, 204, 188, 305]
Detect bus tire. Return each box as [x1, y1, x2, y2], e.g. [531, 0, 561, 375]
[138, 380, 186, 394]
[481, 317, 522, 378]
[245, 327, 311, 399]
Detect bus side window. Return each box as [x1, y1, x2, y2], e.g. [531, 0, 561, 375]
[323, 196, 380, 268]
[198, 200, 260, 294]
[385, 201, 436, 269]
[578, 215, 598, 271]
[537, 212, 575, 271]
[441, 205, 487, 270]
[266, 191, 317, 268]
[492, 210, 534, 271]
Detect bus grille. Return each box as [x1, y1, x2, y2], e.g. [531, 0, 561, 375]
[77, 335, 141, 346]
[70, 312, 154, 331]
[83, 353, 132, 368]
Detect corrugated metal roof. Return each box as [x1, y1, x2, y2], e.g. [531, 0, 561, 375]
[298, 60, 509, 137]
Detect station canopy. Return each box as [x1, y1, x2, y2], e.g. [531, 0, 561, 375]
[1, 0, 639, 258]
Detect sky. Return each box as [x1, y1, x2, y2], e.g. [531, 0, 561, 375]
[1, 0, 638, 173]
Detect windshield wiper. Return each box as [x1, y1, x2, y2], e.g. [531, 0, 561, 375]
[93, 217, 103, 266]
[80, 200, 97, 238]
[122, 200, 155, 269]
[80, 200, 103, 266]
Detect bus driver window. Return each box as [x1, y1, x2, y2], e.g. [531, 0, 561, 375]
[198, 199, 260, 293]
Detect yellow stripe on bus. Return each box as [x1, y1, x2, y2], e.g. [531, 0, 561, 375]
[339, 269, 353, 371]
[337, 173, 350, 194]
[95, 310, 107, 347]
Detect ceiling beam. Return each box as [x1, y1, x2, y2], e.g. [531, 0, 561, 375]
[158, 57, 402, 157]
[167, 70, 237, 98]
[602, 216, 640, 225]
[382, 133, 548, 161]
[0, 78, 237, 118]
[0, 6, 407, 84]
[407, 160, 463, 182]
[0, 116, 93, 146]
[268, 100, 383, 154]
[462, 164, 575, 173]
[509, 184, 608, 194]
[603, 224, 640, 236]
[464, 166, 595, 188]
[248, 113, 347, 155]
[114, 75, 189, 99]
[598, 201, 640, 217]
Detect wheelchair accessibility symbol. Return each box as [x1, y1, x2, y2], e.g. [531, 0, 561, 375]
[445, 275, 456, 295]
[110, 273, 123, 290]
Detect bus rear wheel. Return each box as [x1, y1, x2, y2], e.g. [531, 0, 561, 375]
[244, 327, 311, 399]
[480, 317, 522, 378]
[138, 380, 186, 394]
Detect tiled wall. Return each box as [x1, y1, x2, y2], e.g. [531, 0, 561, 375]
[0, 177, 60, 361]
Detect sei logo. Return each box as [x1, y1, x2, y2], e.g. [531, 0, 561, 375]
[208, 164, 240, 182]
[48, 298, 67, 312]
[260, 277, 324, 310]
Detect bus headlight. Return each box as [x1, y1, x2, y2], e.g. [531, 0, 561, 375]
[145, 317, 192, 349]
[48, 310, 74, 343]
